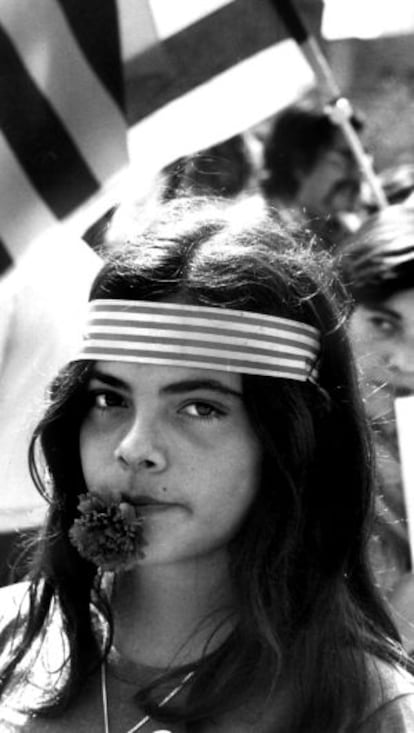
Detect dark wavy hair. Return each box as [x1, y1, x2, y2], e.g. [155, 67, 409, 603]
[338, 202, 414, 305]
[0, 197, 410, 731]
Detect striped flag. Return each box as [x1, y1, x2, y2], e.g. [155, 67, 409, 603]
[0, 0, 315, 273]
[0, 0, 127, 266]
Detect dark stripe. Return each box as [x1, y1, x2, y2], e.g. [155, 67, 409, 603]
[0, 240, 13, 276]
[0, 25, 99, 218]
[56, 0, 125, 112]
[269, 0, 309, 45]
[125, 0, 291, 125]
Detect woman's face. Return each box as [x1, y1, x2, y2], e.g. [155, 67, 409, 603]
[349, 288, 414, 424]
[79, 361, 262, 567]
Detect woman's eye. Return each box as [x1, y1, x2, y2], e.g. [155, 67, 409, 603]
[88, 390, 126, 411]
[180, 401, 224, 420]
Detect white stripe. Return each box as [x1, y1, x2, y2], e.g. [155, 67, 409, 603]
[0, 133, 58, 261]
[128, 40, 315, 177]
[86, 326, 316, 356]
[1, 0, 128, 184]
[149, 0, 234, 40]
[78, 339, 310, 370]
[87, 316, 319, 347]
[117, 0, 159, 61]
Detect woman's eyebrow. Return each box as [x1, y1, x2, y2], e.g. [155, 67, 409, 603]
[88, 370, 129, 390]
[161, 379, 242, 399]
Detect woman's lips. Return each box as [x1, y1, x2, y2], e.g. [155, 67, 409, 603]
[130, 499, 184, 515]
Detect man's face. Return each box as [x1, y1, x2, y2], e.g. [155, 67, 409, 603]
[295, 132, 362, 218]
[349, 288, 414, 426]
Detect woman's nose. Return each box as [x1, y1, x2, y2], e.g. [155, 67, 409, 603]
[114, 417, 168, 472]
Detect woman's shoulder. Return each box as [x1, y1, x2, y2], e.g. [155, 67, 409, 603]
[356, 655, 414, 732]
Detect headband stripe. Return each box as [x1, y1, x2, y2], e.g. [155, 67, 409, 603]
[86, 328, 315, 356]
[79, 341, 314, 371]
[84, 334, 314, 364]
[74, 300, 320, 382]
[78, 349, 313, 380]
[89, 300, 318, 339]
[88, 316, 319, 349]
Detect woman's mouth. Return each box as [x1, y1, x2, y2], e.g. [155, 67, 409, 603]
[132, 497, 173, 510]
[128, 493, 184, 515]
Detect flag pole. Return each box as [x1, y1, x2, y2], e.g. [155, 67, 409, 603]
[270, 0, 388, 210]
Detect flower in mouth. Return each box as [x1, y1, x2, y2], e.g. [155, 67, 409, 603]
[69, 493, 146, 570]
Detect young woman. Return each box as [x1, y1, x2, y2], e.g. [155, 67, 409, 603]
[1, 197, 414, 732]
[337, 203, 414, 653]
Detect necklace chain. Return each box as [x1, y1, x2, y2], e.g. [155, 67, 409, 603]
[101, 661, 194, 733]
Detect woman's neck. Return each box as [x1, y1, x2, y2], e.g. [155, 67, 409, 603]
[110, 553, 236, 669]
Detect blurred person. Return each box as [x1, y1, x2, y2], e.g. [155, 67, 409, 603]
[261, 101, 365, 248]
[337, 203, 414, 652]
[161, 133, 260, 201]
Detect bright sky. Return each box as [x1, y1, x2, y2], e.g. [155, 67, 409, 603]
[150, 0, 233, 38]
[322, 0, 414, 39]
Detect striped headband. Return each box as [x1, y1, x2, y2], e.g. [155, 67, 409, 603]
[74, 300, 321, 382]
